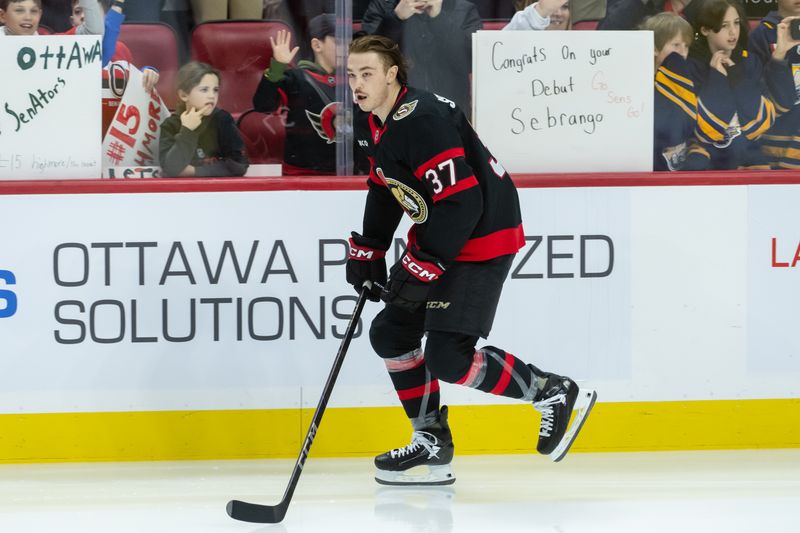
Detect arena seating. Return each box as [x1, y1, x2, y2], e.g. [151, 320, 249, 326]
[191, 20, 293, 119]
[119, 23, 180, 109]
[237, 109, 286, 164]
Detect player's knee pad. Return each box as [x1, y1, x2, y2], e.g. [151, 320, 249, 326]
[369, 311, 420, 358]
[424, 330, 478, 383]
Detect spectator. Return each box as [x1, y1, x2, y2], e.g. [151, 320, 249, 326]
[190, 0, 262, 24]
[749, 0, 800, 168]
[598, 0, 701, 31]
[642, 13, 700, 170]
[361, 0, 481, 118]
[1, 0, 102, 35]
[159, 62, 249, 177]
[68, 0, 159, 92]
[252, 15, 340, 175]
[687, 0, 796, 169]
[504, 0, 570, 31]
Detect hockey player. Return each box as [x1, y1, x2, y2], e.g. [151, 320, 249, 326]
[345, 35, 597, 486]
[252, 14, 340, 175]
[749, 0, 800, 168]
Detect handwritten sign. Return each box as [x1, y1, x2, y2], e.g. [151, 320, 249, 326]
[101, 63, 171, 176]
[0, 36, 102, 179]
[472, 31, 654, 173]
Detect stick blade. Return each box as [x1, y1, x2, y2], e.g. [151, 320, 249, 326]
[226, 499, 287, 523]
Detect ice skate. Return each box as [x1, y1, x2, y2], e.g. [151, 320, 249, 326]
[530, 367, 597, 462]
[374, 406, 456, 486]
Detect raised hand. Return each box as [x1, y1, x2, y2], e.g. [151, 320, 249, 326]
[710, 50, 735, 76]
[180, 106, 204, 131]
[270, 29, 299, 65]
[395, 0, 427, 20]
[773, 17, 800, 60]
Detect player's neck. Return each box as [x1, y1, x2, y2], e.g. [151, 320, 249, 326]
[373, 83, 403, 123]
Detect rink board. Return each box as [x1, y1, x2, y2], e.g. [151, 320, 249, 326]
[0, 173, 799, 462]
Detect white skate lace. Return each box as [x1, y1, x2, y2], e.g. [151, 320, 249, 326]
[533, 394, 566, 437]
[389, 431, 440, 459]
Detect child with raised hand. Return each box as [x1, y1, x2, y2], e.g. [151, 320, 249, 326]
[159, 62, 249, 177]
[0, 0, 103, 36]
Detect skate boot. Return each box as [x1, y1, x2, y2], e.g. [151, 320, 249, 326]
[374, 406, 456, 486]
[530, 366, 597, 462]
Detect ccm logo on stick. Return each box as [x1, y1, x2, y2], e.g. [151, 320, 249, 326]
[0, 270, 17, 318]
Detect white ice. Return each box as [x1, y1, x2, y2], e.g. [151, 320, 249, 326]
[1, 450, 798, 533]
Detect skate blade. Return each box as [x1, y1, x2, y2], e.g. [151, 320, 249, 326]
[549, 388, 597, 463]
[375, 464, 456, 486]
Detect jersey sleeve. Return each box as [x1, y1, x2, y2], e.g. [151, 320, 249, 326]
[252, 59, 295, 112]
[395, 114, 483, 263]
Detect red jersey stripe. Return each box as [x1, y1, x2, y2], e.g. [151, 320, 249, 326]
[397, 380, 440, 401]
[432, 175, 478, 203]
[456, 224, 525, 261]
[414, 148, 466, 179]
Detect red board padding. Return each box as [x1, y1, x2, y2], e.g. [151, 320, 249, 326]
[1, 170, 800, 195]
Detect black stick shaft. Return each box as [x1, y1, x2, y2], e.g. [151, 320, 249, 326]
[227, 286, 369, 523]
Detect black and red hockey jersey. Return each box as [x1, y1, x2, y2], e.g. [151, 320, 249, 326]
[354, 86, 524, 264]
[253, 59, 339, 174]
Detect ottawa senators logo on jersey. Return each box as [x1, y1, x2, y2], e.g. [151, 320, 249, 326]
[376, 167, 429, 224]
[392, 99, 418, 121]
[305, 102, 341, 144]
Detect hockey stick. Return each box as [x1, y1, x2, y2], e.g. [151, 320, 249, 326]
[226, 285, 370, 523]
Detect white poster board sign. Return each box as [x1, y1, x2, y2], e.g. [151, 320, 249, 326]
[0, 36, 102, 180]
[472, 31, 654, 173]
[101, 63, 171, 176]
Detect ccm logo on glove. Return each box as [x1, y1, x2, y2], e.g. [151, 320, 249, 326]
[348, 238, 386, 260]
[402, 253, 444, 282]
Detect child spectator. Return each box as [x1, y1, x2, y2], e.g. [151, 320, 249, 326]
[642, 13, 698, 170]
[252, 14, 339, 175]
[749, 0, 800, 168]
[687, 0, 796, 169]
[68, 0, 159, 92]
[1, 0, 102, 35]
[159, 62, 249, 177]
[504, 0, 570, 31]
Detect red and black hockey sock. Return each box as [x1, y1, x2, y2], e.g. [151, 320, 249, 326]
[455, 345, 539, 401]
[382, 347, 441, 430]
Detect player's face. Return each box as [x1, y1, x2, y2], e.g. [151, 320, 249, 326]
[180, 74, 220, 116]
[703, 6, 740, 54]
[655, 32, 690, 66]
[347, 51, 395, 114]
[0, 0, 42, 36]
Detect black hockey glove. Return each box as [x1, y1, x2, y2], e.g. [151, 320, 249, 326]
[382, 247, 445, 312]
[346, 232, 387, 302]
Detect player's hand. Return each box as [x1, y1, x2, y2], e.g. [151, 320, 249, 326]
[180, 106, 204, 131]
[773, 17, 800, 60]
[142, 68, 160, 93]
[424, 0, 443, 18]
[179, 165, 196, 177]
[710, 50, 734, 76]
[535, 0, 564, 18]
[395, 0, 427, 20]
[270, 29, 299, 65]
[382, 247, 444, 312]
[347, 232, 387, 302]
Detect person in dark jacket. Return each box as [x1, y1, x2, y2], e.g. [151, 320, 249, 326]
[599, 0, 701, 31]
[160, 62, 249, 177]
[749, 0, 800, 168]
[252, 14, 340, 175]
[361, 0, 482, 118]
